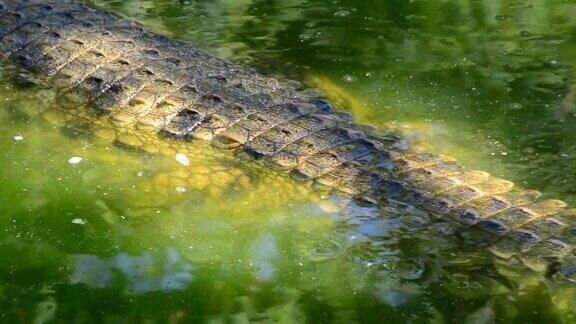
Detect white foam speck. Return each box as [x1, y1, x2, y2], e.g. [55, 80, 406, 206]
[175, 186, 187, 193]
[14, 135, 24, 141]
[68, 156, 84, 164]
[71, 218, 87, 225]
[175, 153, 190, 166]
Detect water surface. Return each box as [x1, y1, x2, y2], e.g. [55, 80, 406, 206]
[2, 0, 576, 322]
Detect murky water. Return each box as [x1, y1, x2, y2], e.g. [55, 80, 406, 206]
[2, 0, 576, 322]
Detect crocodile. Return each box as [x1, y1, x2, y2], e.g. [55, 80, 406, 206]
[1, 0, 576, 277]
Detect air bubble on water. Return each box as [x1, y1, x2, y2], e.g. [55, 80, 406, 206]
[175, 186, 187, 193]
[137, 171, 143, 177]
[14, 135, 24, 141]
[299, 33, 314, 42]
[175, 153, 190, 166]
[310, 241, 342, 259]
[495, 15, 510, 21]
[334, 10, 350, 18]
[71, 218, 87, 225]
[342, 74, 356, 83]
[68, 156, 83, 164]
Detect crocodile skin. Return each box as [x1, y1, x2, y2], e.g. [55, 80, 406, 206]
[1, 0, 575, 274]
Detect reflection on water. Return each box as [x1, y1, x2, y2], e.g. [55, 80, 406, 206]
[1, 0, 576, 322]
[70, 248, 196, 293]
[250, 233, 280, 282]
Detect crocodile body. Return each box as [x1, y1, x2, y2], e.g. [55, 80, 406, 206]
[1, 0, 576, 274]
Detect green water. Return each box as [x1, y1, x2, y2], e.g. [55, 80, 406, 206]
[2, 0, 576, 322]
